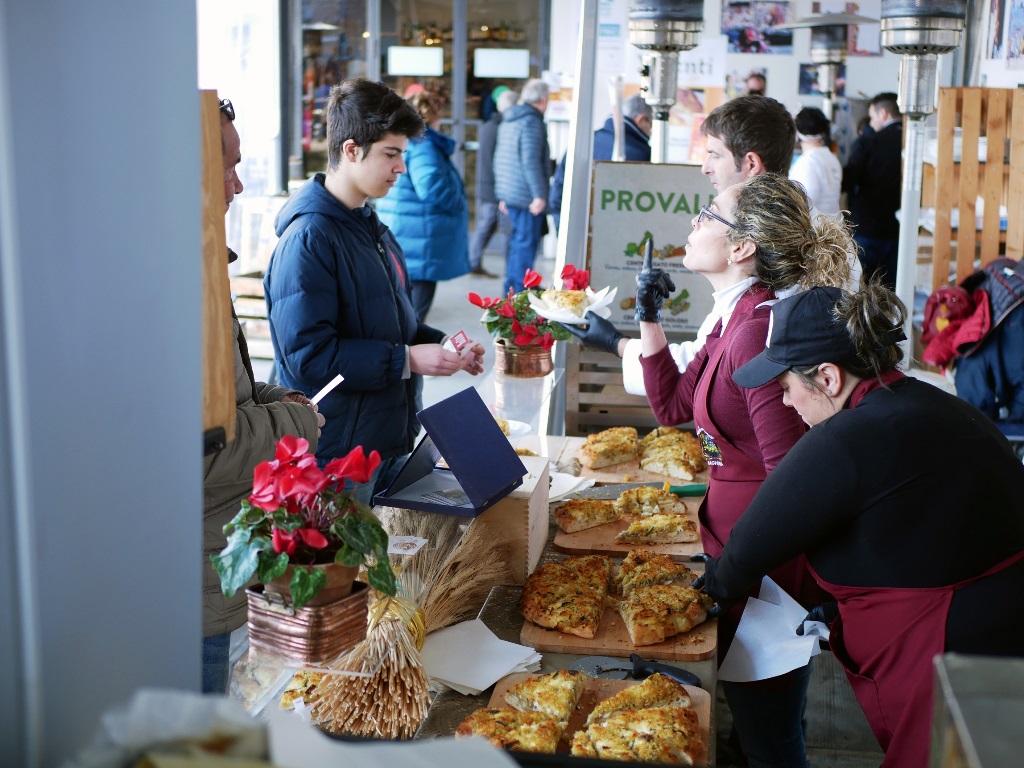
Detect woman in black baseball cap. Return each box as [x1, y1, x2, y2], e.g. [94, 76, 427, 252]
[703, 282, 1024, 768]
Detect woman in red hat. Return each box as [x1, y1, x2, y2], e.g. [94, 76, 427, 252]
[702, 283, 1024, 768]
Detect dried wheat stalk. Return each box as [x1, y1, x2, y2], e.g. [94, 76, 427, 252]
[312, 617, 429, 740]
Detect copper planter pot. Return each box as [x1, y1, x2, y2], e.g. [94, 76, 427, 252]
[494, 338, 553, 378]
[264, 562, 358, 607]
[246, 581, 369, 664]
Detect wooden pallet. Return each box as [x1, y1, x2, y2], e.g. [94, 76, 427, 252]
[230, 272, 274, 362]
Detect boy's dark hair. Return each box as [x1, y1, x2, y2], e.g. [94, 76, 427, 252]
[700, 95, 796, 174]
[870, 92, 901, 118]
[327, 78, 425, 167]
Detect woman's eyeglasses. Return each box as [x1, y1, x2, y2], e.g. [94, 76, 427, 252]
[696, 204, 738, 230]
[219, 99, 235, 121]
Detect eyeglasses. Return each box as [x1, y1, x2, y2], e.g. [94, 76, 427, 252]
[219, 99, 235, 121]
[696, 203, 738, 230]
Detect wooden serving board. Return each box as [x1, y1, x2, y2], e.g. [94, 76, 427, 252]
[487, 673, 710, 765]
[552, 513, 704, 561]
[558, 436, 711, 487]
[520, 608, 716, 662]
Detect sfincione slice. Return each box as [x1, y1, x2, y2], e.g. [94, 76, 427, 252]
[519, 555, 612, 638]
[617, 585, 714, 647]
[587, 706, 703, 764]
[614, 549, 697, 596]
[455, 708, 563, 753]
[614, 513, 700, 544]
[613, 486, 688, 517]
[554, 498, 621, 533]
[585, 672, 692, 725]
[503, 669, 589, 724]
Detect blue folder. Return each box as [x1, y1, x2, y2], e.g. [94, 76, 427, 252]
[372, 387, 528, 517]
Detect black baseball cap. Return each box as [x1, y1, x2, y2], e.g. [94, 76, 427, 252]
[733, 287, 860, 388]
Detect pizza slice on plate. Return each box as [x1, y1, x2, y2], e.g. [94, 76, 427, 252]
[618, 585, 714, 646]
[503, 669, 589, 725]
[554, 498, 621, 533]
[585, 672, 692, 725]
[614, 549, 697, 596]
[541, 288, 589, 317]
[614, 513, 699, 544]
[455, 708, 563, 753]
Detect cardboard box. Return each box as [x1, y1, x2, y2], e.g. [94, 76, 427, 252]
[373, 387, 528, 517]
[470, 455, 550, 584]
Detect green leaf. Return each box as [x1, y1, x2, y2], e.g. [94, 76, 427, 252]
[367, 559, 398, 596]
[210, 529, 271, 598]
[289, 566, 327, 609]
[256, 551, 289, 583]
[337, 516, 375, 554]
[334, 542, 364, 567]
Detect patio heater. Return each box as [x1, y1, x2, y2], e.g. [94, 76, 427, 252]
[628, 1, 703, 163]
[779, 12, 878, 121]
[881, 0, 966, 341]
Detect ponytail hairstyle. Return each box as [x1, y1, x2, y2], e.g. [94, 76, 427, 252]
[833, 278, 906, 378]
[729, 173, 853, 293]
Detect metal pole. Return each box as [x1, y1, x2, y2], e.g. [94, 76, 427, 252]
[549, 0, 599, 436]
[451, 0, 467, 177]
[896, 116, 926, 346]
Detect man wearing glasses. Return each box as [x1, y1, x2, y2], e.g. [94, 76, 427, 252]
[201, 98, 325, 694]
[564, 95, 860, 395]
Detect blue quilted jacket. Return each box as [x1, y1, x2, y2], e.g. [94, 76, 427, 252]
[265, 174, 446, 463]
[375, 127, 469, 282]
[493, 103, 551, 209]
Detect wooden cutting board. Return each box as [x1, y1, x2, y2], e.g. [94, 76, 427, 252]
[487, 673, 710, 765]
[552, 513, 704, 561]
[558, 436, 711, 487]
[519, 607, 716, 662]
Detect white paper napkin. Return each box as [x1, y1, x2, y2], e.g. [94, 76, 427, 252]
[549, 470, 596, 502]
[421, 619, 542, 695]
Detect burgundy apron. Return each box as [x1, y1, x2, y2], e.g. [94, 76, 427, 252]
[813, 549, 1024, 767]
[692, 287, 815, 652]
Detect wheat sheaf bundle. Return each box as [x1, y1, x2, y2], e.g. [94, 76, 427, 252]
[308, 506, 509, 737]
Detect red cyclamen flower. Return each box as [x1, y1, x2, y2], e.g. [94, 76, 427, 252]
[324, 445, 383, 484]
[274, 435, 310, 463]
[523, 268, 542, 289]
[560, 264, 590, 291]
[495, 301, 517, 319]
[249, 461, 282, 512]
[468, 292, 502, 309]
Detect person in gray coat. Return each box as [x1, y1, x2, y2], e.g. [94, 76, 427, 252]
[469, 87, 518, 277]
[493, 79, 551, 294]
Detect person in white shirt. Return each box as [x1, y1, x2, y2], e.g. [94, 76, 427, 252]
[789, 107, 842, 216]
[563, 96, 861, 395]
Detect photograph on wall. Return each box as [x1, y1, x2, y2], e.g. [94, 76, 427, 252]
[812, 1, 882, 56]
[990, 0, 1008, 60]
[721, 2, 793, 54]
[798, 63, 846, 96]
[1008, 0, 1024, 68]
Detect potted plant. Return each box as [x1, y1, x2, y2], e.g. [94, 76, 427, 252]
[211, 435, 397, 610]
[468, 266, 589, 375]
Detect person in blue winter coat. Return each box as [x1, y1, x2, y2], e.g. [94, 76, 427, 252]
[264, 79, 485, 504]
[493, 78, 551, 294]
[376, 90, 469, 321]
[549, 93, 653, 231]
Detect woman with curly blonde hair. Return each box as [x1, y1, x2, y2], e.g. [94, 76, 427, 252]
[635, 172, 851, 768]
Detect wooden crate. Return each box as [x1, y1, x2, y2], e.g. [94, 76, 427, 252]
[927, 87, 1024, 289]
[564, 342, 664, 436]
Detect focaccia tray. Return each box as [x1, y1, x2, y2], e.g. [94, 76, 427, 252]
[552, 486, 703, 561]
[558, 436, 711, 486]
[519, 606, 716, 662]
[487, 672, 710, 764]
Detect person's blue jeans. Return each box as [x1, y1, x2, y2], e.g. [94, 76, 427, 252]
[504, 205, 545, 294]
[854, 235, 898, 290]
[202, 631, 230, 694]
[346, 455, 405, 507]
[722, 662, 813, 768]
[470, 200, 501, 270]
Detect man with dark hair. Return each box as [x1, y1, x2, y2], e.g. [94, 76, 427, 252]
[264, 78, 483, 505]
[202, 97, 324, 694]
[843, 91, 902, 289]
[700, 94, 795, 188]
[493, 78, 551, 294]
[744, 71, 767, 96]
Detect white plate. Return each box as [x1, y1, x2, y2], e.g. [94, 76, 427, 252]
[505, 420, 531, 438]
[526, 285, 618, 325]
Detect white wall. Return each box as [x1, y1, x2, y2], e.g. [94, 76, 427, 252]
[0, 2, 203, 765]
[977, 0, 1024, 88]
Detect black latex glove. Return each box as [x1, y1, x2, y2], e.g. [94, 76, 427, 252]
[689, 554, 723, 618]
[635, 238, 675, 323]
[795, 602, 839, 635]
[557, 314, 625, 356]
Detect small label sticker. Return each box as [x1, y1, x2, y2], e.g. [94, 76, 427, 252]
[444, 330, 470, 354]
[387, 536, 428, 556]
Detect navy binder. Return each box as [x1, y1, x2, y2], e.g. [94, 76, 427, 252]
[373, 387, 528, 517]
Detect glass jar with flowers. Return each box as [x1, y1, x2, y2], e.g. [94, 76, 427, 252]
[210, 436, 397, 611]
[467, 266, 590, 376]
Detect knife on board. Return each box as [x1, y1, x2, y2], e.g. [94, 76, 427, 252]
[569, 653, 702, 688]
[664, 482, 707, 497]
